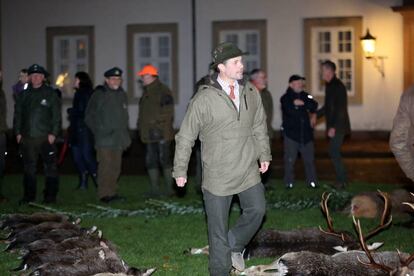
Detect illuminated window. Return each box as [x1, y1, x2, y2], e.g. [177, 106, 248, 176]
[47, 26, 94, 100]
[127, 23, 178, 102]
[304, 17, 362, 104]
[213, 20, 267, 74]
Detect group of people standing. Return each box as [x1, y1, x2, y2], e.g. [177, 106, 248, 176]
[280, 60, 351, 190]
[1, 41, 351, 275]
[4, 62, 175, 204]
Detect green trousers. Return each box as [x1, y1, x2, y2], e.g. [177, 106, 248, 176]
[203, 183, 266, 276]
[328, 133, 348, 183]
[96, 148, 122, 199]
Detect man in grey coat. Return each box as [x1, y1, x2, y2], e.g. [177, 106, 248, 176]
[173, 42, 271, 275]
[390, 84, 414, 182]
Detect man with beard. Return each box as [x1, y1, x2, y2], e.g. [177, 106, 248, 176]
[85, 67, 131, 203]
[280, 75, 318, 189]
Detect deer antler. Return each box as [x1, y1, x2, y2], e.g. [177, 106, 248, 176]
[318, 192, 345, 241]
[363, 190, 393, 241]
[402, 192, 414, 211]
[353, 216, 393, 273]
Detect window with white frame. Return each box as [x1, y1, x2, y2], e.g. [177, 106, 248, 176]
[46, 26, 94, 101]
[133, 32, 172, 97]
[304, 17, 362, 104]
[53, 35, 89, 98]
[127, 23, 178, 102]
[213, 20, 267, 74]
[219, 30, 261, 73]
[311, 27, 354, 96]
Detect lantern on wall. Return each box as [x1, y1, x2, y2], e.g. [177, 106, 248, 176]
[360, 29, 386, 77]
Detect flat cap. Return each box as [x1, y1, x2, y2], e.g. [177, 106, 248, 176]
[27, 64, 49, 77]
[104, 67, 123, 77]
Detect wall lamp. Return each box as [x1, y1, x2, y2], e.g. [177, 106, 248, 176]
[360, 29, 386, 78]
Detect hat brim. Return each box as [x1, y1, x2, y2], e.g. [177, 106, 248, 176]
[210, 51, 249, 69]
[28, 71, 49, 78]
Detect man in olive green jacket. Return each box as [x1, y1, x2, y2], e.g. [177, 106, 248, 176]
[137, 64, 175, 197]
[14, 64, 61, 204]
[173, 43, 271, 275]
[0, 71, 7, 203]
[85, 67, 131, 203]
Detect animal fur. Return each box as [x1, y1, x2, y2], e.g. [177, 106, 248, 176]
[237, 251, 414, 276]
[350, 189, 414, 219]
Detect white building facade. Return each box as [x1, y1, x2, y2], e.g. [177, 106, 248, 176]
[0, 0, 405, 131]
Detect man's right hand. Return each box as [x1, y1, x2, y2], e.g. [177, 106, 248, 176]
[175, 177, 187, 187]
[16, 134, 22, 144]
[293, 99, 304, 106]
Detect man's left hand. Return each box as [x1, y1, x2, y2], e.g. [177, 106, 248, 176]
[48, 134, 56, 144]
[259, 161, 270, 174]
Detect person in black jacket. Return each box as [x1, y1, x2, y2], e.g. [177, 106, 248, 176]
[14, 64, 61, 204]
[281, 75, 318, 189]
[317, 60, 351, 189]
[67, 72, 97, 190]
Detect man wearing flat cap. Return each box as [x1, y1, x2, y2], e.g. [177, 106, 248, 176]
[137, 64, 175, 197]
[173, 42, 271, 275]
[280, 75, 318, 189]
[14, 64, 61, 204]
[85, 67, 131, 203]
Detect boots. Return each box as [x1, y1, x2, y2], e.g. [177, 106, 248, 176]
[20, 174, 37, 204]
[43, 177, 59, 204]
[147, 168, 160, 197]
[76, 172, 88, 190]
[162, 167, 174, 197]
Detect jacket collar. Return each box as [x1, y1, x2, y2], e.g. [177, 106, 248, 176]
[207, 73, 247, 91]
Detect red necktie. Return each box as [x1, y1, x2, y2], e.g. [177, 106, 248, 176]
[229, 85, 235, 100]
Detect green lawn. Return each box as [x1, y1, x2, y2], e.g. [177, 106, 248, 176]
[0, 175, 413, 275]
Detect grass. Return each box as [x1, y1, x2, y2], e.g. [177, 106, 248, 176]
[0, 175, 413, 275]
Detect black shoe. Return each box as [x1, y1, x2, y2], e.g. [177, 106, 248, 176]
[0, 195, 8, 203]
[309, 182, 318, 189]
[100, 195, 126, 203]
[42, 198, 56, 204]
[285, 183, 294, 189]
[330, 181, 346, 190]
[18, 198, 34, 205]
[99, 196, 112, 203]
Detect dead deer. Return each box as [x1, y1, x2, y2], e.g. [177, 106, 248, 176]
[0, 212, 69, 230]
[91, 268, 157, 276]
[352, 216, 414, 276]
[350, 189, 414, 219]
[5, 225, 96, 251]
[235, 202, 412, 276]
[188, 191, 391, 259]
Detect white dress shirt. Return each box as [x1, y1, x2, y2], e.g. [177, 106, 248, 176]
[217, 76, 240, 111]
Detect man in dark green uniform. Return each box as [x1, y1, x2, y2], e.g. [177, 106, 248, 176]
[317, 60, 351, 189]
[137, 65, 175, 197]
[250, 68, 274, 186]
[14, 64, 61, 204]
[85, 67, 131, 203]
[173, 43, 271, 275]
[0, 70, 7, 203]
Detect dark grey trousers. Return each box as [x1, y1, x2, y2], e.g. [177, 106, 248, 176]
[203, 183, 266, 276]
[329, 133, 347, 183]
[283, 135, 317, 185]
